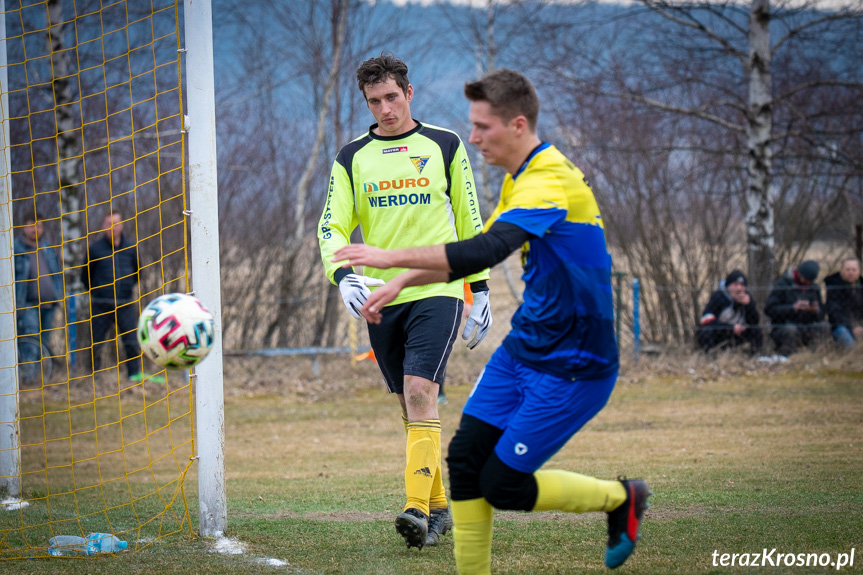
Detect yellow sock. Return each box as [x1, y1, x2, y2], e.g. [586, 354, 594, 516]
[404, 420, 441, 516]
[452, 498, 493, 575]
[429, 464, 448, 510]
[533, 470, 626, 513]
[403, 413, 447, 509]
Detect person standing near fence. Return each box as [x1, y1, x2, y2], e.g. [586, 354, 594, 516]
[334, 68, 650, 573]
[14, 213, 64, 352]
[317, 53, 492, 549]
[83, 212, 162, 383]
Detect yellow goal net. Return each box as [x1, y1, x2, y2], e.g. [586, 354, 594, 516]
[0, 0, 196, 558]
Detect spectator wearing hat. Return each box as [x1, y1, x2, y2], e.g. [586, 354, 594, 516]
[823, 257, 863, 349]
[764, 260, 828, 356]
[697, 270, 762, 353]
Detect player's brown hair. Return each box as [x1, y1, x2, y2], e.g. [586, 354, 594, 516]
[356, 52, 410, 100]
[464, 69, 540, 131]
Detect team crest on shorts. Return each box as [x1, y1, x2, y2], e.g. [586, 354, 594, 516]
[514, 443, 528, 455]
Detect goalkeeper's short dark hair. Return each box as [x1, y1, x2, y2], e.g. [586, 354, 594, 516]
[356, 52, 410, 99]
[464, 69, 540, 132]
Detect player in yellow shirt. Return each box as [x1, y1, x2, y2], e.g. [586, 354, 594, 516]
[317, 53, 492, 549]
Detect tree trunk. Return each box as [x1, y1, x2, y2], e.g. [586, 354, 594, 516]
[486, 0, 495, 71]
[48, 0, 88, 370]
[292, 0, 349, 243]
[320, 0, 349, 348]
[745, 0, 775, 294]
[48, 0, 84, 294]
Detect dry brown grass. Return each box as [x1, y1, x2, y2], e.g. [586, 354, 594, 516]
[5, 333, 862, 573]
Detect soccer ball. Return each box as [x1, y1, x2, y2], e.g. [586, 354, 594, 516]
[137, 293, 215, 369]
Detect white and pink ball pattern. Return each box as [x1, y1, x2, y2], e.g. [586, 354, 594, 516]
[137, 293, 215, 369]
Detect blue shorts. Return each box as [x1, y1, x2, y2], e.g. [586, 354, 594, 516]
[463, 346, 617, 473]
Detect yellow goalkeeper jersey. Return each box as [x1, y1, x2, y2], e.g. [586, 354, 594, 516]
[319, 121, 490, 306]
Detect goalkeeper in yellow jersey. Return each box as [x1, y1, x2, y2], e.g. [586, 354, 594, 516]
[317, 53, 492, 550]
[335, 69, 651, 573]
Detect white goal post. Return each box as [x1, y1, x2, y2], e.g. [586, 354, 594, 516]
[0, 3, 21, 501]
[184, 0, 227, 537]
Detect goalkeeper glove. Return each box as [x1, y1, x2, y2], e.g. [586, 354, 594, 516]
[338, 273, 386, 319]
[462, 290, 492, 349]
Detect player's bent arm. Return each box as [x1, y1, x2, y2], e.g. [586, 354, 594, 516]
[361, 269, 449, 324]
[334, 244, 450, 272]
[449, 140, 490, 286]
[358, 222, 531, 324]
[335, 221, 532, 276]
[445, 221, 533, 281]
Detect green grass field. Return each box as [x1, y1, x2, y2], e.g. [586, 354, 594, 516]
[3, 352, 863, 574]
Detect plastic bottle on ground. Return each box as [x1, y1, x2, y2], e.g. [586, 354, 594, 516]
[86, 532, 128, 553]
[48, 533, 128, 556]
[47, 535, 90, 556]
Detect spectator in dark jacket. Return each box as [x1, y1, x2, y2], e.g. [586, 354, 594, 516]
[14, 214, 64, 350]
[82, 213, 157, 381]
[697, 270, 762, 354]
[764, 260, 828, 356]
[824, 257, 863, 349]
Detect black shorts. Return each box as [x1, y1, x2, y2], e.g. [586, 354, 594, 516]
[367, 296, 463, 394]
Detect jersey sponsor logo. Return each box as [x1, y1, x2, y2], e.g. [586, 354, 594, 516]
[410, 155, 430, 174]
[368, 193, 431, 208]
[382, 146, 408, 154]
[320, 175, 335, 239]
[461, 157, 482, 227]
[363, 177, 430, 193]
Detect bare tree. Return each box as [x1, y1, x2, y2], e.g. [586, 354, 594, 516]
[522, 0, 863, 346]
[551, 91, 744, 344]
[292, 0, 349, 245]
[545, 0, 863, 292]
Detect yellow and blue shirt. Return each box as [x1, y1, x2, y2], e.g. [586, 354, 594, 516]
[318, 121, 489, 306]
[487, 143, 619, 379]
